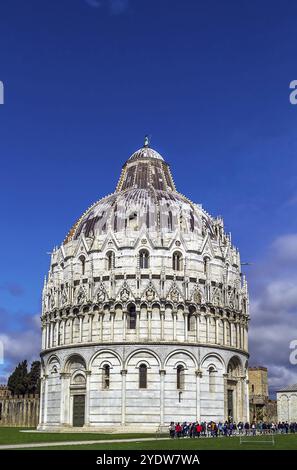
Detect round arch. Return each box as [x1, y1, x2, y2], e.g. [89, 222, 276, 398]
[63, 353, 87, 374]
[164, 349, 198, 369]
[125, 349, 162, 368]
[201, 352, 226, 372]
[88, 349, 123, 369]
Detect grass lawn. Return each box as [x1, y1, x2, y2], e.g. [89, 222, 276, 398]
[0, 427, 157, 445]
[29, 434, 297, 450]
[0, 428, 297, 450]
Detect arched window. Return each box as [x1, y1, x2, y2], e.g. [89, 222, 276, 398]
[139, 364, 147, 389]
[128, 212, 138, 231]
[102, 364, 110, 390]
[79, 255, 86, 276]
[204, 256, 210, 276]
[177, 365, 185, 390]
[127, 304, 136, 330]
[172, 251, 182, 271]
[106, 251, 115, 270]
[168, 211, 173, 231]
[139, 250, 149, 269]
[187, 313, 196, 332]
[209, 367, 216, 393]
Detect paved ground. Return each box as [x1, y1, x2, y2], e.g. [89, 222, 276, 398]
[0, 437, 170, 450]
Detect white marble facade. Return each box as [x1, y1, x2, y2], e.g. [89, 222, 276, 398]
[277, 386, 297, 422]
[39, 140, 250, 431]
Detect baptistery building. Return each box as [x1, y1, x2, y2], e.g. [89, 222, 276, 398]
[39, 138, 250, 431]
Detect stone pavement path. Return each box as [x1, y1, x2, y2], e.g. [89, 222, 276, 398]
[0, 437, 170, 450]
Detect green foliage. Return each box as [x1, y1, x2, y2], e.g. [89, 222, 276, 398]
[7, 360, 40, 396]
[27, 361, 41, 394]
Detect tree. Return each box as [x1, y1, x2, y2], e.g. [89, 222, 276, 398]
[7, 360, 28, 396]
[27, 361, 41, 394]
[7, 360, 41, 396]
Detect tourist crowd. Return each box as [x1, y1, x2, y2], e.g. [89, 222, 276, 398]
[168, 421, 297, 438]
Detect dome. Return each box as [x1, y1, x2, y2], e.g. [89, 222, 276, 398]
[128, 146, 164, 161]
[64, 140, 215, 243]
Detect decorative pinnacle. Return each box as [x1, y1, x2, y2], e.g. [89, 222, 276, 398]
[144, 135, 150, 147]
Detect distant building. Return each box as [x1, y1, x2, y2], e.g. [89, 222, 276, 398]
[249, 367, 277, 422]
[277, 384, 297, 422]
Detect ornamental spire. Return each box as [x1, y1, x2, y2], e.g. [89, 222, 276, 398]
[144, 135, 150, 147]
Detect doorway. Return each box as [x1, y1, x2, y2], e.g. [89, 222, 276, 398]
[227, 389, 233, 421]
[73, 394, 85, 427]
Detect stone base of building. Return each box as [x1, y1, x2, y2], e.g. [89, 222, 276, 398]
[37, 424, 159, 433]
[39, 344, 249, 429]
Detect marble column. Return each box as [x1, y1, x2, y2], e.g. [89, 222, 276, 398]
[159, 369, 166, 425]
[59, 372, 71, 425]
[184, 312, 188, 342]
[215, 317, 219, 344]
[57, 320, 61, 346]
[136, 308, 140, 341]
[50, 320, 54, 348]
[85, 371, 91, 426]
[122, 310, 127, 341]
[206, 315, 210, 343]
[147, 308, 152, 340]
[236, 322, 240, 349]
[244, 325, 248, 351]
[110, 311, 115, 342]
[70, 315, 74, 344]
[160, 310, 165, 341]
[121, 369, 127, 425]
[79, 315, 83, 343]
[196, 314, 200, 342]
[173, 311, 177, 341]
[46, 321, 50, 349]
[195, 370, 202, 422]
[230, 321, 234, 347]
[223, 373, 228, 421]
[88, 313, 94, 342]
[240, 324, 243, 349]
[41, 325, 45, 350]
[223, 318, 227, 346]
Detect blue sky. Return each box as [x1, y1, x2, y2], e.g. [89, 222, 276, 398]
[1, 0, 297, 394]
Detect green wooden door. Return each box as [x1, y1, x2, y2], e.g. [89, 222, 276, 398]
[73, 395, 85, 427]
[227, 389, 234, 421]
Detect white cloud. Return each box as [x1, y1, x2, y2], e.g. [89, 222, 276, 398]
[0, 313, 40, 382]
[249, 234, 297, 394]
[272, 234, 297, 263]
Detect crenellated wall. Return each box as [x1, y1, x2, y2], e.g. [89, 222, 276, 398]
[0, 394, 39, 427]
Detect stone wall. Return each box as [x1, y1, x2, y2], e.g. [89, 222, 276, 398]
[0, 394, 39, 427]
[0, 385, 11, 399]
[277, 392, 297, 422]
